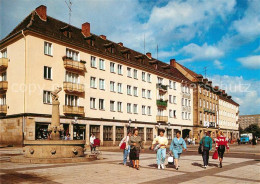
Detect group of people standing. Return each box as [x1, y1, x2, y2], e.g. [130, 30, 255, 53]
[119, 129, 230, 170]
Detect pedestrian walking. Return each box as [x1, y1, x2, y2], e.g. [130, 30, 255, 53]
[151, 129, 168, 170]
[90, 133, 96, 153]
[215, 131, 229, 168]
[252, 135, 257, 146]
[200, 131, 213, 168]
[119, 131, 132, 166]
[129, 128, 144, 170]
[170, 130, 187, 170]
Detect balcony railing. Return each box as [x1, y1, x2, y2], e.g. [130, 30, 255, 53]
[63, 105, 84, 116]
[0, 105, 7, 114]
[156, 115, 168, 122]
[0, 58, 8, 70]
[156, 83, 168, 93]
[157, 100, 168, 108]
[63, 56, 85, 72]
[0, 81, 8, 91]
[63, 82, 85, 93]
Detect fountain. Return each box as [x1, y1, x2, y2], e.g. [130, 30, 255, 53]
[11, 87, 96, 163]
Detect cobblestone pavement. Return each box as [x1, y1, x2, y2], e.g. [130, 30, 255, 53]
[0, 145, 259, 184]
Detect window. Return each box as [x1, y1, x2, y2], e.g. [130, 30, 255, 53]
[110, 62, 115, 73]
[44, 66, 52, 80]
[142, 89, 146, 98]
[188, 100, 191, 107]
[116, 126, 124, 141]
[147, 106, 151, 115]
[203, 100, 205, 108]
[99, 79, 105, 90]
[91, 56, 96, 68]
[199, 87, 202, 93]
[147, 74, 151, 82]
[142, 105, 146, 115]
[103, 126, 113, 141]
[169, 110, 173, 118]
[133, 87, 138, 97]
[65, 95, 79, 106]
[0, 95, 6, 105]
[127, 103, 132, 113]
[142, 72, 146, 81]
[188, 113, 191, 120]
[146, 128, 153, 140]
[158, 77, 163, 84]
[43, 91, 52, 104]
[117, 83, 122, 93]
[147, 90, 151, 99]
[110, 101, 115, 111]
[207, 101, 209, 108]
[169, 80, 172, 89]
[1, 49, 7, 58]
[133, 104, 138, 114]
[127, 67, 132, 77]
[182, 98, 184, 106]
[133, 69, 138, 79]
[65, 71, 79, 83]
[182, 112, 185, 120]
[173, 110, 176, 118]
[110, 81, 115, 92]
[90, 97, 96, 109]
[99, 59, 105, 70]
[99, 99, 105, 110]
[44, 42, 52, 56]
[199, 99, 202, 107]
[169, 95, 172, 103]
[117, 102, 122, 112]
[173, 96, 176, 104]
[66, 48, 79, 61]
[173, 82, 176, 90]
[127, 85, 132, 95]
[185, 112, 188, 119]
[185, 99, 188, 106]
[90, 77, 96, 88]
[118, 64, 122, 75]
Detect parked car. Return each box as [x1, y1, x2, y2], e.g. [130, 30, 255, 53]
[240, 133, 253, 144]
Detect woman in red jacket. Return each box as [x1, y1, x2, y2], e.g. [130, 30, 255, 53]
[215, 131, 229, 168]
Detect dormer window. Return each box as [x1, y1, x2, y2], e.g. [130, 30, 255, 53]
[60, 25, 72, 38]
[121, 49, 131, 60]
[84, 35, 95, 46]
[104, 43, 115, 54]
[135, 55, 145, 64]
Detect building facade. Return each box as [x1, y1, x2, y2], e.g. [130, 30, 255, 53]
[239, 114, 260, 130]
[0, 5, 194, 146]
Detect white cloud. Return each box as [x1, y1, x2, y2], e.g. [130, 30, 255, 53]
[237, 55, 260, 69]
[179, 43, 224, 62]
[209, 75, 260, 115]
[214, 60, 224, 70]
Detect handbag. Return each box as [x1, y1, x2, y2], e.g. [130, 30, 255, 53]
[212, 150, 218, 159]
[120, 142, 126, 150]
[198, 138, 204, 154]
[168, 156, 174, 164]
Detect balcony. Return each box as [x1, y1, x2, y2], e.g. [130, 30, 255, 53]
[156, 115, 168, 122]
[0, 58, 8, 71]
[156, 83, 168, 93]
[0, 81, 8, 92]
[0, 105, 7, 114]
[63, 56, 85, 73]
[63, 105, 84, 116]
[157, 100, 168, 109]
[63, 82, 85, 93]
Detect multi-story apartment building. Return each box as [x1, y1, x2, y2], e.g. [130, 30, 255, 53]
[238, 114, 260, 130]
[0, 5, 194, 146]
[170, 59, 239, 141]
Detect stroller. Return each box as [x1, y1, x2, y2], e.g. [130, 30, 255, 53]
[92, 138, 101, 155]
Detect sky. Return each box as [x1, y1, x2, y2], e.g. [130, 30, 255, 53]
[0, 0, 260, 115]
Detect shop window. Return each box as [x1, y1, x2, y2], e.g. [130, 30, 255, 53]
[146, 128, 153, 141]
[138, 127, 144, 140]
[167, 129, 172, 140]
[73, 124, 86, 140]
[103, 126, 113, 141]
[116, 126, 124, 141]
[90, 125, 100, 139]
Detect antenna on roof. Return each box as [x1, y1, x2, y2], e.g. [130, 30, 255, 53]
[203, 66, 208, 78]
[65, 0, 72, 25]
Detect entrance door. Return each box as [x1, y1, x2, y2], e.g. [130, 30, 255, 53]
[73, 124, 86, 140]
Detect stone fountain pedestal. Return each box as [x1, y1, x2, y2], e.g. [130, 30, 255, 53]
[11, 87, 98, 164]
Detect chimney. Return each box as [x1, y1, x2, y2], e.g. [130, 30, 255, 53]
[214, 86, 219, 90]
[100, 35, 106, 40]
[222, 90, 225, 94]
[208, 81, 212, 86]
[118, 42, 123, 47]
[82, 22, 90, 37]
[146, 52, 152, 59]
[203, 78, 208, 83]
[170, 59, 176, 68]
[35, 5, 47, 21]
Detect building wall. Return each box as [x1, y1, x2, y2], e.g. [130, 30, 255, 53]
[239, 114, 260, 129]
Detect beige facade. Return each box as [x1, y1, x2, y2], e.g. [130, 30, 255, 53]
[0, 6, 195, 145]
[238, 114, 260, 130]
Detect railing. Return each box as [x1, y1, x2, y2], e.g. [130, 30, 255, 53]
[63, 82, 85, 93]
[63, 56, 85, 72]
[0, 105, 7, 114]
[157, 100, 168, 108]
[0, 81, 8, 91]
[0, 58, 8, 70]
[156, 83, 168, 91]
[63, 105, 84, 115]
[156, 115, 168, 122]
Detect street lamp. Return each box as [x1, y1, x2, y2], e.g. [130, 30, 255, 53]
[71, 116, 78, 124]
[167, 122, 171, 129]
[128, 118, 132, 127]
[155, 122, 161, 129]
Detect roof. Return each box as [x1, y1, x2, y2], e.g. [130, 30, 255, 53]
[0, 10, 191, 84]
[219, 95, 239, 106]
[176, 61, 199, 78]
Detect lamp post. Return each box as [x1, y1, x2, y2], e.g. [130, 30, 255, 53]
[128, 118, 132, 127]
[167, 122, 171, 129]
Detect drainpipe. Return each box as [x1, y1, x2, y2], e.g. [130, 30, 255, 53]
[22, 30, 26, 143]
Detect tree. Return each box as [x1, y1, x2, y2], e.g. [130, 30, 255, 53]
[244, 124, 260, 137]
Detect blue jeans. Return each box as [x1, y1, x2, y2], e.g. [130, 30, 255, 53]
[157, 148, 166, 165]
[123, 146, 130, 164]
